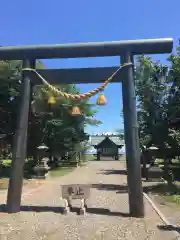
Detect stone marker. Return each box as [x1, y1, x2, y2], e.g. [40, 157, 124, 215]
[61, 184, 91, 215]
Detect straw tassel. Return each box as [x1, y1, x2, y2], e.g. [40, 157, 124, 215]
[71, 106, 81, 116]
[97, 94, 107, 105]
[48, 95, 56, 104]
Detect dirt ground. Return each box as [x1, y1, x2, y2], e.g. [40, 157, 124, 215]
[0, 161, 178, 240]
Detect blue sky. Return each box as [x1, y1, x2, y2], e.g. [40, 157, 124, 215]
[1, 0, 179, 134]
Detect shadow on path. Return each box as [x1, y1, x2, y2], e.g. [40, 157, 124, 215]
[92, 182, 172, 195]
[92, 184, 128, 193]
[99, 169, 127, 175]
[0, 204, 130, 217]
[157, 224, 180, 233]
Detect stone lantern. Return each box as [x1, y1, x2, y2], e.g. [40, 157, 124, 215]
[33, 144, 50, 179]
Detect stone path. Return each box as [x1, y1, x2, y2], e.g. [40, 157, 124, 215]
[0, 161, 177, 240]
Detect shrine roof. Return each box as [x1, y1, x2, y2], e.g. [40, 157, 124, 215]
[90, 135, 124, 146]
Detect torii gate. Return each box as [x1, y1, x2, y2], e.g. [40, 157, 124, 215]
[0, 38, 173, 217]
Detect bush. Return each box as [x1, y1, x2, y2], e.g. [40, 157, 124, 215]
[1, 159, 11, 167]
[0, 159, 12, 177]
[0, 158, 36, 179]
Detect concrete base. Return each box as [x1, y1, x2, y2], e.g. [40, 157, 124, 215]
[79, 208, 86, 215]
[68, 204, 73, 211]
[62, 207, 70, 215]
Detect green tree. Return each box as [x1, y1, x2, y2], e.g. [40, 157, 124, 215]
[135, 56, 169, 149]
[0, 60, 21, 143]
[0, 60, 45, 143]
[0, 60, 101, 170]
[30, 84, 100, 161]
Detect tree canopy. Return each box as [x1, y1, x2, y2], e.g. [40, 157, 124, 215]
[0, 60, 102, 164]
[135, 44, 180, 155]
[1, 44, 180, 164]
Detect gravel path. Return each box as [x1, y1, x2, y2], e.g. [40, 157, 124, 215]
[0, 161, 177, 240]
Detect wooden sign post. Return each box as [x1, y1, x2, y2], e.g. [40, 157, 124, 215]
[61, 184, 91, 215]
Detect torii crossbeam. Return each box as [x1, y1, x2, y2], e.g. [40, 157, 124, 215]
[0, 38, 173, 217]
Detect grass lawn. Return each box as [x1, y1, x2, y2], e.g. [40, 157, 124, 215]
[144, 158, 180, 205]
[49, 167, 75, 178]
[49, 155, 95, 177]
[147, 182, 180, 205]
[83, 155, 96, 161]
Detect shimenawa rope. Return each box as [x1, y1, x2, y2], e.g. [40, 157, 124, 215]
[22, 62, 132, 100]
